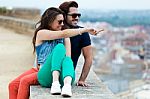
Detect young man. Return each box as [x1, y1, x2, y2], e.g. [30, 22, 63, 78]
[59, 1, 93, 87]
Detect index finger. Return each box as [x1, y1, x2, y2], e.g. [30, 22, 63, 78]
[97, 29, 104, 33]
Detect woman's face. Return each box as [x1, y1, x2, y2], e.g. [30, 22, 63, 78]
[51, 14, 64, 31]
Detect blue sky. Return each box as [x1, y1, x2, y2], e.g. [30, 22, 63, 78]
[0, 0, 150, 10]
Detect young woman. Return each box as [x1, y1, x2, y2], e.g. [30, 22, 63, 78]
[9, 7, 99, 98]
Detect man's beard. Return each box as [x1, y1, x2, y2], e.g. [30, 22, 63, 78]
[72, 19, 78, 26]
[64, 19, 79, 29]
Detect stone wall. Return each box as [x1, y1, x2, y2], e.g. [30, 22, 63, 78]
[0, 15, 36, 36]
[0, 7, 41, 21]
[11, 8, 40, 21]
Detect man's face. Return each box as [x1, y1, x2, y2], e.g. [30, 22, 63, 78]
[67, 7, 81, 26]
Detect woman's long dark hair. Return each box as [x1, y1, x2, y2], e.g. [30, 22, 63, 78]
[32, 7, 64, 53]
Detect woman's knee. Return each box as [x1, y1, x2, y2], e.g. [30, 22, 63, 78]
[62, 56, 73, 67]
[53, 43, 66, 53]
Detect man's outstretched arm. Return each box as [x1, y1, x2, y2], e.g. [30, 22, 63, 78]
[77, 45, 93, 87]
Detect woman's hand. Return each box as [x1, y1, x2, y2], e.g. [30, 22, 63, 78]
[87, 28, 104, 36]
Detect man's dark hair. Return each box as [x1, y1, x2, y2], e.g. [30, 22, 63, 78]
[59, 1, 78, 14]
[59, 1, 78, 29]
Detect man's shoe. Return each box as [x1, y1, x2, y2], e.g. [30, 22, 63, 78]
[61, 84, 72, 97]
[50, 81, 61, 95]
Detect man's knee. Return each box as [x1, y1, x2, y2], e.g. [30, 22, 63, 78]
[8, 81, 18, 91]
[8, 82, 13, 90]
[20, 77, 30, 86]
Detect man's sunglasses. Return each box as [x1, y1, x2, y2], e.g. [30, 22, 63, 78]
[58, 20, 64, 25]
[68, 13, 81, 18]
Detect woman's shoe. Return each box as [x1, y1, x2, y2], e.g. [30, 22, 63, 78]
[50, 81, 61, 95]
[61, 84, 72, 97]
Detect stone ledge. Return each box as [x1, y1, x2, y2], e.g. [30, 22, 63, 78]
[30, 66, 117, 99]
[0, 15, 35, 35]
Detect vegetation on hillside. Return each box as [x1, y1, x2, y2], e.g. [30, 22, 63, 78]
[80, 10, 150, 27]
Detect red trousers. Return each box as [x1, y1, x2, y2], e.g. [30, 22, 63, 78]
[8, 68, 39, 99]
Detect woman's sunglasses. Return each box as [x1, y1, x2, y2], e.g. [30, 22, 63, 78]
[68, 13, 81, 18]
[58, 20, 64, 25]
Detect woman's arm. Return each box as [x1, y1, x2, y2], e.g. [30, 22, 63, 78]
[64, 38, 71, 57]
[36, 28, 98, 41]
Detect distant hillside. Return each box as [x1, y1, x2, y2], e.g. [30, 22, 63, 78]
[80, 10, 150, 27]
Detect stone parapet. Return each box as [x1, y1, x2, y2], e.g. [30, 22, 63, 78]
[0, 15, 35, 35]
[10, 8, 40, 21]
[0, 7, 40, 21]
